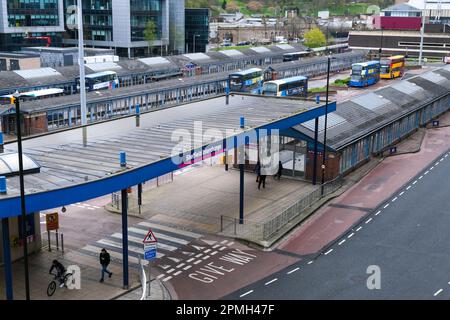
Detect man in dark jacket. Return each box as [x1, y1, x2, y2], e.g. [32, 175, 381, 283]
[99, 248, 112, 282]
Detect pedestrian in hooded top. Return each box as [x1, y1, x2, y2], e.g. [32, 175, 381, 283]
[276, 161, 283, 180]
[254, 161, 261, 182]
[99, 248, 112, 282]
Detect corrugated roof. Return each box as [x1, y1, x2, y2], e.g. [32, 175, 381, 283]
[14, 68, 61, 79]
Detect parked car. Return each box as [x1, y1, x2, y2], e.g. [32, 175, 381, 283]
[237, 41, 250, 46]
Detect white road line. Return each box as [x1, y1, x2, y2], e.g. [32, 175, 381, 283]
[193, 260, 202, 265]
[138, 221, 202, 239]
[365, 218, 372, 224]
[220, 240, 228, 244]
[204, 249, 211, 253]
[434, 289, 443, 297]
[211, 251, 218, 255]
[212, 245, 220, 249]
[383, 203, 390, 209]
[399, 191, 405, 196]
[156, 274, 165, 280]
[406, 186, 412, 190]
[111, 233, 177, 252]
[418, 175, 423, 180]
[202, 255, 210, 260]
[183, 265, 192, 271]
[162, 276, 172, 282]
[227, 242, 235, 246]
[287, 267, 300, 274]
[240, 290, 254, 298]
[435, 162, 440, 166]
[176, 263, 185, 268]
[412, 180, 417, 185]
[219, 246, 227, 251]
[392, 197, 398, 202]
[430, 166, 434, 170]
[375, 210, 381, 216]
[307, 261, 314, 265]
[265, 278, 278, 286]
[348, 233, 354, 238]
[356, 226, 362, 232]
[187, 258, 195, 263]
[338, 239, 346, 245]
[173, 271, 182, 276]
[195, 253, 203, 258]
[86, 207, 95, 210]
[324, 249, 333, 255]
[424, 171, 429, 175]
[92, 206, 101, 209]
[441, 158, 444, 162]
[166, 268, 175, 274]
[128, 227, 188, 245]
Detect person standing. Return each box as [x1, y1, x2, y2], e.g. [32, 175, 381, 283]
[99, 248, 112, 282]
[258, 174, 267, 190]
[276, 161, 283, 180]
[254, 161, 261, 182]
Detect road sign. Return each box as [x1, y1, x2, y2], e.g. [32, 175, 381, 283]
[143, 229, 157, 244]
[45, 212, 59, 231]
[144, 248, 157, 260]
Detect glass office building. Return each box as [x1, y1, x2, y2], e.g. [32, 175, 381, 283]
[185, 8, 209, 53]
[0, 0, 65, 51]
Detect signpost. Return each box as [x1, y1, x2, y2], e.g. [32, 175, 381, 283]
[143, 229, 157, 298]
[45, 212, 59, 251]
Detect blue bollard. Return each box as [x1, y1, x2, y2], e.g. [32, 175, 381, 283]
[120, 151, 126, 168]
[0, 132, 3, 153]
[316, 95, 320, 104]
[135, 104, 140, 115]
[0, 176, 6, 194]
[240, 116, 245, 129]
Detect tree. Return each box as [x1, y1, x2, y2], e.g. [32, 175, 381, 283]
[143, 20, 157, 55]
[303, 27, 326, 48]
[222, 0, 227, 10]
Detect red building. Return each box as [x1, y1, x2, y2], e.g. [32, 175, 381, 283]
[372, 15, 422, 30]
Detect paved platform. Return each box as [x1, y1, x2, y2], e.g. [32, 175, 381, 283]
[116, 164, 314, 235]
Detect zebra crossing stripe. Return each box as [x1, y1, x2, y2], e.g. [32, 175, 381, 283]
[128, 227, 189, 245]
[138, 221, 202, 239]
[96, 239, 165, 259]
[82, 244, 144, 265]
[110, 233, 177, 252]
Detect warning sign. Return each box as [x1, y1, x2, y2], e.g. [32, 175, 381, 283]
[143, 229, 158, 244]
[46, 212, 59, 231]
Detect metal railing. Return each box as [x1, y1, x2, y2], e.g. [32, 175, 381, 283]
[220, 176, 344, 243]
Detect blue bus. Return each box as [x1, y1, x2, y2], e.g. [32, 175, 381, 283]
[349, 61, 380, 87]
[229, 68, 263, 94]
[262, 76, 308, 97]
[76, 70, 119, 92]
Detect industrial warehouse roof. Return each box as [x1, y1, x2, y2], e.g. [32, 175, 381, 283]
[0, 43, 306, 92]
[0, 94, 332, 216]
[294, 65, 450, 151]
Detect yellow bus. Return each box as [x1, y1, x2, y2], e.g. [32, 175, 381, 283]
[380, 55, 406, 79]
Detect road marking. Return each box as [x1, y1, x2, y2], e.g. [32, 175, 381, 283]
[183, 265, 192, 271]
[365, 218, 373, 224]
[435, 162, 440, 166]
[211, 251, 218, 255]
[176, 263, 185, 268]
[187, 258, 195, 263]
[162, 276, 172, 282]
[440, 158, 444, 162]
[212, 245, 220, 249]
[111, 233, 177, 252]
[399, 191, 405, 196]
[418, 175, 423, 180]
[220, 240, 228, 244]
[383, 203, 390, 209]
[128, 227, 188, 245]
[202, 255, 210, 260]
[195, 253, 203, 258]
[348, 233, 354, 238]
[227, 242, 235, 246]
[424, 171, 429, 175]
[173, 271, 182, 276]
[356, 226, 362, 231]
[166, 268, 175, 274]
[392, 197, 398, 202]
[265, 278, 278, 286]
[434, 289, 443, 297]
[338, 239, 346, 245]
[287, 267, 300, 274]
[375, 210, 381, 216]
[412, 180, 417, 185]
[138, 221, 202, 239]
[156, 274, 165, 279]
[406, 186, 412, 190]
[204, 249, 211, 253]
[430, 166, 434, 170]
[240, 290, 254, 298]
[324, 249, 333, 255]
[193, 260, 202, 265]
[219, 246, 227, 251]
[307, 261, 314, 265]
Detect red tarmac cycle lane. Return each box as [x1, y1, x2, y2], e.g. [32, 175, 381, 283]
[280, 127, 450, 256]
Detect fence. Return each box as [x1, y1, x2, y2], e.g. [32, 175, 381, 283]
[220, 176, 344, 244]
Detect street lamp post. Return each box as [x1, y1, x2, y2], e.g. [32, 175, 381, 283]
[321, 55, 334, 194]
[13, 91, 30, 300]
[419, 1, 427, 65]
[77, 0, 87, 146]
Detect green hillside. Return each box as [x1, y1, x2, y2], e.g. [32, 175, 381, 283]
[185, 0, 394, 17]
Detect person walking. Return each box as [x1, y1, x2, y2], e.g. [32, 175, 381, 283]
[258, 174, 267, 190]
[99, 248, 112, 282]
[254, 161, 261, 182]
[275, 161, 283, 180]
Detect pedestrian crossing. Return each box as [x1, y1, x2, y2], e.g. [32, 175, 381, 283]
[77, 220, 202, 268]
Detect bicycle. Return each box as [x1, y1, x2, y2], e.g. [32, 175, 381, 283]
[47, 271, 74, 297]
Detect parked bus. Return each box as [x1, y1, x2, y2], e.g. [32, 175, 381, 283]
[348, 61, 380, 87]
[229, 68, 263, 93]
[262, 76, 308, 97]
[0, 88, 65, 105]
[380, 55, 405, 79]
[76, 70, 119, 92]
[283, 51, 311, 62]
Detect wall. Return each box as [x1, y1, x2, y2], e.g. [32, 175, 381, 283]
[372, 16, 422, 30]
[305, 151, 341, 182]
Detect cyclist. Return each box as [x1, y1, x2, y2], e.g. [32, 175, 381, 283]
[49, 259, 66, 288]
